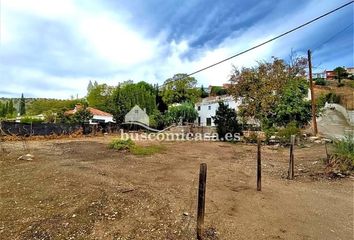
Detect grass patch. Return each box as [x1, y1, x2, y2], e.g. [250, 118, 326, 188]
[109, 138, 165, 156]
[332, 134, 354, 172]
[130, 144, 166, 156]
[109, 138, 135, 151]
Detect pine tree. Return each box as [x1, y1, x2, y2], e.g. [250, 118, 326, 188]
[212, 102, 241, 141]
[8, 99, 14, 115]
[87, 80, 93, 93]
[19, 93, 26, 116]
[4, 102, 9, 116]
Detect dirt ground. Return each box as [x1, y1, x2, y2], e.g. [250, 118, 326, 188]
[0, 136, 353, 240]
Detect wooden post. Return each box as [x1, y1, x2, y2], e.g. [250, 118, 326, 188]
[257, 138, 261, 191]
[288, 135, 295, 180]
[308, 49, 318, 135]
[197, 163, 207, 240]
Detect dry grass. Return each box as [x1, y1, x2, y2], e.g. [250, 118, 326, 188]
[314, 80, 354, 110]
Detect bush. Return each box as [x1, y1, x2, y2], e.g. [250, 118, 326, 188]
[314, 78, 327, 86]
[108, 138, 165, 156]
[276, 121, 300, 144]
[332, 134, 354, 172]
[264, 127, 277, 143]
[20, 117, 44, 124]
[337, 82, 345, 87]
[325, 92, 340, 104]
[109, 138, 135, 151]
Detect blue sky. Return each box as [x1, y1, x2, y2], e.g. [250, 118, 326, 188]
[0, 0, 353, 98]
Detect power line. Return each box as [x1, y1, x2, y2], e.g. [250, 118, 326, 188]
[312, 22, 353, 52]
[174, 1, 353, 80]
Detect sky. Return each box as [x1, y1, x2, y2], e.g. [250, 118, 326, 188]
[0, 0, 353, 99]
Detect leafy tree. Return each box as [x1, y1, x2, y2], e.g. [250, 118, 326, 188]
[229, 56, 310, 128]
[111, 81, 157, 124]
[333, 67, 348, 84]
[270, 79, 311, 128]
[87, 83, 113, 112]
[200, 85, 209, 98]
[161, 73, 200, 105]
[210, 86, 227, 96]
[71, 108, 93, 124]
[212, 102, 241, 140]
[155, 84, 168, 113]
[165, 102, 198, 124]
[19, 93, 26, 116]
[28, 99, 86, 115]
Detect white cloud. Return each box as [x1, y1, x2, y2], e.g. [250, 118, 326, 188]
[0, 0, 352, 98]
[78, 14, 158, 67]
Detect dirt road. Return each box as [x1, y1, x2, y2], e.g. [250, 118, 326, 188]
[0, 137, 353, 239]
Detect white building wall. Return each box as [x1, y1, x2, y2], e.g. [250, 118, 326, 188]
[195, 96, 241, 126]
[90, 115, 114, 124]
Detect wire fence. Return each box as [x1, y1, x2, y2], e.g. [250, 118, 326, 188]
[0, 121, 120, 137]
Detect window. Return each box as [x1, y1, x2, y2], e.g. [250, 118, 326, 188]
[208, 106, 211, 110]
[134, 110, 138, 114]
[206, 118, 212, 126]
[198, 117, 201, 126]
[197, 106, 201, 111]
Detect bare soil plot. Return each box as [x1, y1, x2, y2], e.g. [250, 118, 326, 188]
[0, 137, 353, 239]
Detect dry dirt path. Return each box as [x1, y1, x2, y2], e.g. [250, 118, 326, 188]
[0, 137, 353, 239]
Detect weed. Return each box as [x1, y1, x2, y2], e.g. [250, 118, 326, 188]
[109, 138, 135, 151]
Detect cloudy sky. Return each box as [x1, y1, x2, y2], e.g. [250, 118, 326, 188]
[0, 0, 353, 99]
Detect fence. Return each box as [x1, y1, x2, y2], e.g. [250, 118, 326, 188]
[0, 121, 92, 136]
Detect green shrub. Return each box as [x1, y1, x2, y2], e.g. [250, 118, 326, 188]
[325, 92, 340, 104]
[314, 78, 326, 86]
[332, 134, 354, 172]
[109, 138, 135, 151]
[20, 117, 44, 124]
[264, 127, 277, 142]
[108, 138, 165, 156]
[276, 121, 300, 144]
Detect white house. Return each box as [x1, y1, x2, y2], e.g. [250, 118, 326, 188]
[124, 105, 149, 125]
[195, 95, 242, 126]
[66, 104, 114, 124]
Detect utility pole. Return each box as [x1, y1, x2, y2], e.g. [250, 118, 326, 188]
[308, 49, 318, 135]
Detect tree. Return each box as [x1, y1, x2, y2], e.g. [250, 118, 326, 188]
[269, 79, 312, 128]
[333, 67, 348, 84]
[87, 80, 94, 92]
[87, 83, 113, 112]
[161, 73, 201, 105]
[200, 85, 209, 98]
[229, 56, 310, 128]
[212, 102, 241, 140]
[8, 99, 14, 115]
[209, 86, 227, 96]
[71, 108, 93, 124]
[110, 81, 157, 125]
[165, 102, 198, 124]
[19, 93, 26, 116]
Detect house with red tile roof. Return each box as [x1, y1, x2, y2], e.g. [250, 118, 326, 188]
[65, 104, 114, 124]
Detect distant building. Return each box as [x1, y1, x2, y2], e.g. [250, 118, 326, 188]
[312, 72, 325, 79]
[325, 70, 336, 80]
[124, 105, 149, 126]
[195, 95, 242, 126]
[66, 104, 114, 124]
[346, 67, 354, 75]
